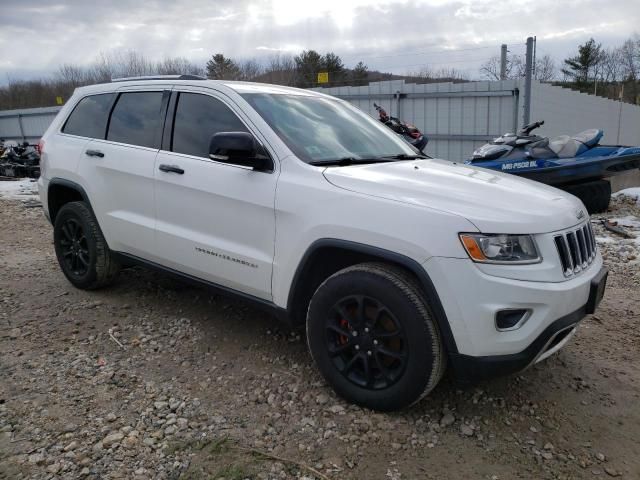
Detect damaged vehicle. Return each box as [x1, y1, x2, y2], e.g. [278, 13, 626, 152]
[38, 76, 607, 411]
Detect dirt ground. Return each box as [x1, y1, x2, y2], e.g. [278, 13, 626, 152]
[0, 194, 639, 480]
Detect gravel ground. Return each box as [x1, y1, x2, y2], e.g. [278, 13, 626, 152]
[0, 192, 639, 480]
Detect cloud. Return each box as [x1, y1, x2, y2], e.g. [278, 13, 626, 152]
[0, 0, 637, 82]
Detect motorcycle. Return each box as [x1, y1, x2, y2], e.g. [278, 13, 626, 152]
[465, 120, 640, 213]
[373, 103, 428, 152]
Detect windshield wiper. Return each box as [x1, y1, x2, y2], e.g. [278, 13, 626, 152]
[308, 157, 396, 167]
[381, 153, 429, 160]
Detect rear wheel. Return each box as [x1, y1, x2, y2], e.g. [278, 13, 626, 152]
[53, 201, 120, 289]
[561, 180, 611, 214]
[306, 263, 445, 411]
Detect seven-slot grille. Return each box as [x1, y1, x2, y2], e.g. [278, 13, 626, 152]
[553, 222, 597, 277]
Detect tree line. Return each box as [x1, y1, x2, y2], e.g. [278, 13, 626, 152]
[0, 49, 386, 110]
[0, 47, 473, 111]
[1, 35, 639, 110]
[480, 34, 640, 104]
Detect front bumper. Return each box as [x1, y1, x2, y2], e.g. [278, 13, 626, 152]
[449, 301, 586, 383]
[423, 255, 606, 381]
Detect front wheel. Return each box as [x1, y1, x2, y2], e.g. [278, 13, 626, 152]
[306, 263, 445, 411]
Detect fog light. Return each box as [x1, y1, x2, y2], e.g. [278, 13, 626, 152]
[495, 309, 530, 331]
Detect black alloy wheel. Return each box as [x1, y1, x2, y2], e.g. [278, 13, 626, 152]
[326, 295, 408, 390]
[58, 217, 90, 276]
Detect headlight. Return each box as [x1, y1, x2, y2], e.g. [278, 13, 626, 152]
[459, 233, 541, 264]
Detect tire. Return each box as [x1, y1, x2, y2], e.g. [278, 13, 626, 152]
[561, 180, 611, 214]
[306, 263, 446, 411]
[53, 201, 120, 289]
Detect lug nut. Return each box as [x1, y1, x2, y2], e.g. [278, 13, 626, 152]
[373, 340, 378, 345]
[355, 345, 360, 350]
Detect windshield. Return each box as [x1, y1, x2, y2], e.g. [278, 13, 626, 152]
[240, 93, 418, 164]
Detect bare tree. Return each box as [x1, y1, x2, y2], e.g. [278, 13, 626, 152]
[480, 53, 555, 81]
[619, 36, 639, 80]
[56, 64, 90, 87]
[238, 59, 263, 81]
[599, 48, 623, 82]
[405, 66, 469, 83]
[262, 53, 297, 86]
[480, 54, 520, 80]
[156, 57, 205, 76]
[535, 54, 557, 82]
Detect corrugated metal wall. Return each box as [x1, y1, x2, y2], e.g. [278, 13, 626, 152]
[529, 82, 640, 146]
[0, 106, 61, 144]
[314, 79, 640, 161]
[313, 79, 520, 160]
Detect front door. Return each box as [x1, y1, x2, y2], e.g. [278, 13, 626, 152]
[153, 90, 277, 300]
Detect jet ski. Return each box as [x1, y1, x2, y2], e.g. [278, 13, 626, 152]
[465, 121, 640, 213]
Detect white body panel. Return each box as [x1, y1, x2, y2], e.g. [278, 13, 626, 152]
[153, 150, 277, 300]
[38, 78, 602, 365]
[423, 252, 601, 356]
[78, 138, 158, 257]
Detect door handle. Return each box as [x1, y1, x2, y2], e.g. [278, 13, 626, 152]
[85, 149, 104, 158]
[159, 164, 184, 174]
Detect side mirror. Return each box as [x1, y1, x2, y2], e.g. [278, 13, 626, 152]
[209, 132, 272, 171]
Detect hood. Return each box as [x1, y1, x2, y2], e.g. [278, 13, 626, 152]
[323, 159, 586, 234]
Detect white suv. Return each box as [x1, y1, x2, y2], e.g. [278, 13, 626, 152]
[38, 76, 607, 411]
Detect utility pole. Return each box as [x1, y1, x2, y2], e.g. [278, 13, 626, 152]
[500, 44, 508, 80]
[532, 36, 537, 79]
[523, 36, 534, 126]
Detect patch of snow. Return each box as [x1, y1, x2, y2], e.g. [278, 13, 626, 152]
[595, 235, 615, 244]
[610, 216, 640, 229]
[612, 187, 640, 206]
[0, 178, 39, 201]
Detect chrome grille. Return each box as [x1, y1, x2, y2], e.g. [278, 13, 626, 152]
[554, 222, 597, 277]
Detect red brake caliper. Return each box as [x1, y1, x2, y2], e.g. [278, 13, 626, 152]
[338, 318, 350, 345]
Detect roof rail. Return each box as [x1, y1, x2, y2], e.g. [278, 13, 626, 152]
[110, 74, 207, 82]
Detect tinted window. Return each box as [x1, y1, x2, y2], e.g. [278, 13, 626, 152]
[107, 92, 163, 148]
[172, 93, 248, 158]
[62, 93, 114, 138]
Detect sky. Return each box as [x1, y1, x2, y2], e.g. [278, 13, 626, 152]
[1, 0, 638, 83]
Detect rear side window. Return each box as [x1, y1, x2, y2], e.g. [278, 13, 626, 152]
[62, 93, 114, 138]
[107, 92, 164, 148]
[172, 93, 248, 158]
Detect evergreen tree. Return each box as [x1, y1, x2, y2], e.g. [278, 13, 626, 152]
[351, 61, 369, 86]
[562, 38, 603, 84]
[322, 52, 345, 85]
[206, 54, 241, 80]
[294, 50, 324, 87]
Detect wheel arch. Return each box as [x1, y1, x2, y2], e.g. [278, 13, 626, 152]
[48, 178, 93, 224]
[286, 239, 459, 354]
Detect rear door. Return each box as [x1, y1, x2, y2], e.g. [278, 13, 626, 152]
[50, 93, 115, 184]
[153, 88, 278, 300]
[77, 88, 169, 259]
